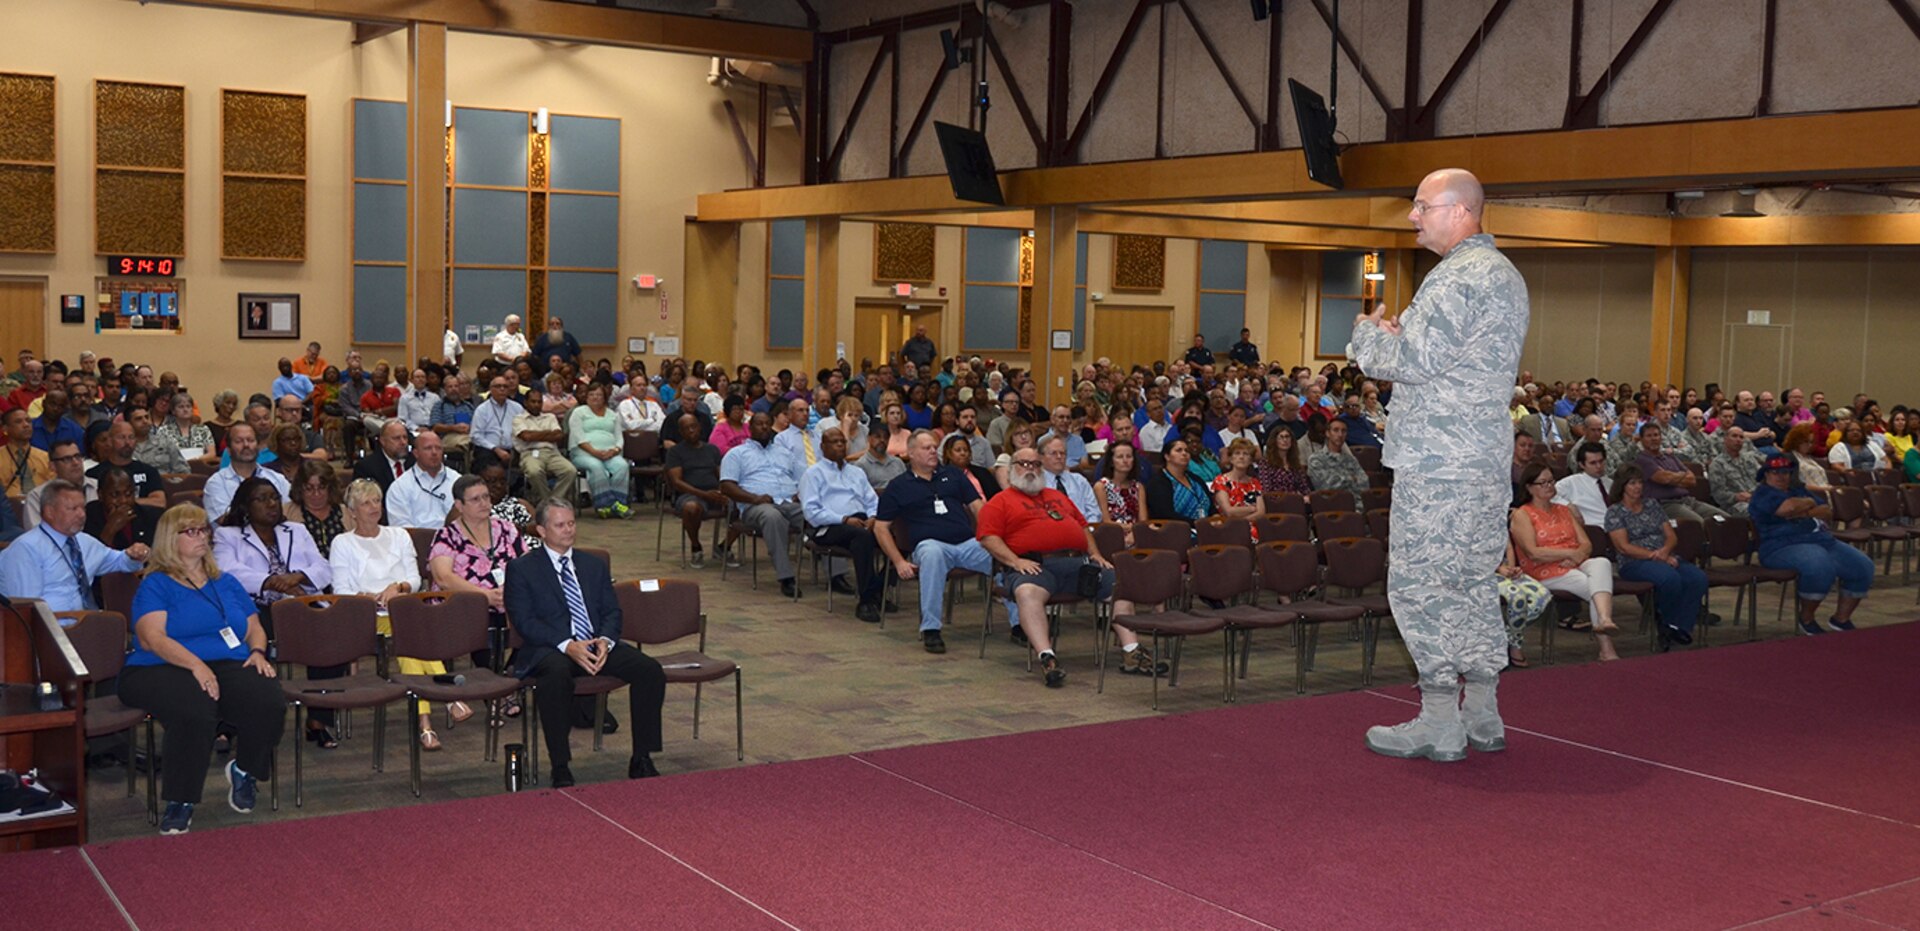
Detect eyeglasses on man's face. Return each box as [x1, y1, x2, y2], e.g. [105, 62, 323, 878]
[1011, 459, 1043, 470]
[1411, 200, 1461, 215]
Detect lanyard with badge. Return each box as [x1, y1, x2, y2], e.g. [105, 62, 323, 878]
[189, 577, 244, 651]
[414, 470, 448, 501]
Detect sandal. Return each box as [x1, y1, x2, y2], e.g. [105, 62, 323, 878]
[419, 729, 441, 752]
[448, 701, 474, 725]
[1507, 648, 1530, 669]
[306, 725, 340, 750]
[1558, 618, 1593, 632]
[503, 695, 523, 718]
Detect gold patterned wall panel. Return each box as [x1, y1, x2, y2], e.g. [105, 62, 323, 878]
[1018, 235, 1034, 287]
[1112, 234, 1166, 291]
[529, 193, 548, 266]
[529, 134, 550, 189]
[1017, 287, 1032, 351]
[97, 168, 184, 255]
[874, 222, 935, 282]
[0, 165, 56, 253]
[96, 81, 184, 169]
[528, 270, 547, 331]
[222, 177, 304, 261]
[221, 90, 305, 175]
[0, 73, 55, 163]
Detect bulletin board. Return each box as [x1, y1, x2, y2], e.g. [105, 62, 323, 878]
[94, 276, 183, 332]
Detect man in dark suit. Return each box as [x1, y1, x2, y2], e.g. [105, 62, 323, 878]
[352, 420, 414, 494]
[504, 498, 666, 787]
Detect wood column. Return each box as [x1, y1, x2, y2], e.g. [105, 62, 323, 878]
[1650, 246, 1690, 388]
[803, 217, 840, 375]
[1028, 206, 1079, 405]
[407, 22, 448, 366]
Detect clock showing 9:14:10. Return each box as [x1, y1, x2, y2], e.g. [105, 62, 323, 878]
[105, 255, 178, 277]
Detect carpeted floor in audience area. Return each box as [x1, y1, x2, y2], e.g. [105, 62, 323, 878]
[40, 620, 1920, 930]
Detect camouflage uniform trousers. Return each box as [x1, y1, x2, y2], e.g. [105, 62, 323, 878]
[1387, 471, 1510, 687]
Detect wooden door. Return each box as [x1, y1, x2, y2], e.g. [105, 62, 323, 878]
[1092, 304, 1172, 372]
[854, 301, 903, 370]
[0, 278, 46, 363]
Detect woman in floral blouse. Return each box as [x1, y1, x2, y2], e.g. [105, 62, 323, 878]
[428, 474, 533, 721]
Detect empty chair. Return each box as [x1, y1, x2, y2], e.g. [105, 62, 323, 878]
[1360, 488, 1391, 512]
[1253, 512, 1311, 543]
[1365, 508, 1391, 542]
[1132, 520, 1193, 562]
[1320, 536, 1394, 686]
[1265, 492, 1308, 517]
[1307, 489, 1356, 514]
[1861, 485, 1915, 580]
[1107, 549, 1226, 708]
[1700, 515, 1795, 641]
[385, 591, 528, 796]
[271, 595, 408, 808]
[1255, 541, 1365, 693]
[616, 579, 745, 760]
[623, 430, 663, 502]
[1194, 515, 1252, 549]
[1186, 544, 1292, 702]
[1312, 510, 1369, 542]
[65, 610, 148, 813]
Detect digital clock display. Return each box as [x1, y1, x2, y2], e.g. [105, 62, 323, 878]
[106, 255, 177, 277]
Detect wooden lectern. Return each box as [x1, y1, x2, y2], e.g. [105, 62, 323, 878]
[0, 600, 89, 851]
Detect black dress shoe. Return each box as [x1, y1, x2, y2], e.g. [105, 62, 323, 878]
[830, 575, 856, 595]
[601, 712, 620, 735]
[1663, 625, 1694, 646]
[780, 579, 802, 598]
[855, 602, 883, 623]
[550, 766, 575, 788]
[922, 630, 947, 654]
[628, 754, 660, 779]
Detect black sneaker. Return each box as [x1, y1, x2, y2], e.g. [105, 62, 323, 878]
[225, 760, 257, 814]
[922, 630, 947, 654]
[1010, 625, 1030, 646]
[780, 579, 802, 598]
[1828, 617, 1857, 631]
[1039, 652, 1065, 688]
[1798, 620, 1828, 636]
[159, 801, 193, 835]
[855, 602, 882, 623]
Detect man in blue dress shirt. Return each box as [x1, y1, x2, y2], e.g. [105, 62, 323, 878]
[0, 479, 146, 611]
[720, 413, 809, 598]
[1035, 405, 1088, 469]
[30, 389, 84, 453]
[270, 357, 314, 405]
[801, 427, 884, 621]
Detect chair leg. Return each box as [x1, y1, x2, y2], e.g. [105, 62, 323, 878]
[410, 697, 423, 798]
[1220, 628, 1232, 704]
[734, 668, 745, 761]
[980, 588, 994, 659]
[1096, 608, 1112, 695]
[1294, 625, 1310, 694]
[693, 682, 704, 740]
[524, 690, 539, 786]
[293, 705, 306, 808]
[124, 730, 136, 797]
[145, 719, 159, 823]
[374, 705, 387, 772]
[592, 693, 608, 752]
[1360, 615, 1378, 686]
[1150, 633, 1162, 710]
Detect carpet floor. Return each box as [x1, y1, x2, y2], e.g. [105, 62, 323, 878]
[32, 623, 1920, 930]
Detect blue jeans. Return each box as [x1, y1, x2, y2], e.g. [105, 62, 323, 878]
[1619, 558, 1709, 635]
[911, 538, 993, 632]
[1762, 540, 1875, 602]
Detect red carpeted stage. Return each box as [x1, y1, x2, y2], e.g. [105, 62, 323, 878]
[16, 622, 1920, 930]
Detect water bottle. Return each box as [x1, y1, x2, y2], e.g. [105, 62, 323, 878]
[504, 743, 525, 792]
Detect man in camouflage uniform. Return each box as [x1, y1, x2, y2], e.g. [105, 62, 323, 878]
[1707, 426, 1762, 516]
[1307, 419, 1370, 498]
[1348, 168, 1528, 763]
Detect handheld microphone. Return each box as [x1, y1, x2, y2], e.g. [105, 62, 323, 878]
[432, 673, 466, 686]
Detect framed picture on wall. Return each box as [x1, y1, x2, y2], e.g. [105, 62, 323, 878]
[238, 293, 299, 339]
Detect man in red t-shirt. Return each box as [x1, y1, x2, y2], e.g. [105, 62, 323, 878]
[977, 447, 1160, 688]
[357, 367, 403, 437]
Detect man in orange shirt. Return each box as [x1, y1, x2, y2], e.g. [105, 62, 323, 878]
[976, 448, 1162, 688]
[291, 341, 328, 379]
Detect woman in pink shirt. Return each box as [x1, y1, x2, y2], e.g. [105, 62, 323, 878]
[708, 395, 752, 456]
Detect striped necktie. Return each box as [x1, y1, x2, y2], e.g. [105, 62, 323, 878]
[558, 555, 593, 642]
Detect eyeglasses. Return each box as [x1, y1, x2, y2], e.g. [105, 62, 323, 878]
[49, 453, 81, 464]
[177, 525, 211, 538]
[1011, 460, 1043, 470]
[1412, 200, 1462, 214]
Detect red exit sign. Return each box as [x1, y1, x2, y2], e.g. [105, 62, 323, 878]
[106, 255, 177, 277]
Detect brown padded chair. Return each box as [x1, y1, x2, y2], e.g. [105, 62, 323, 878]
[623, 430, 663, 502]
[1090, 522, 1128, 559]
[188, 458, 219, 477]
[1265, 492, 1308, 517]
[272, 595, 408, 808]
[1365, 508, 1391, 542]
[98, 571, 140, 622]
[1307, 489, 1357, 514]
[1312, 510, 1369, 542]
[407, 526, 439, 582]
[615, 579, 744, 761]
[1360, 487, 1391, 512]
[166, 488, 204, 509]
[1823, 487, 1879, 555]
[1132, 520, 1192, 561]
[1254, 512, 1310, 543]
[1321, 536, 1394, 686]
[64, 611, 149, 816]
[1106, 548, 1226, 708]
[579, 546, 614, 580]
[1700, 515, 1795, 642]
[1186, 545, 1291, 702]
[1256, 541, 1366, 693]
[385, 591, 529, 797]
[1861, 485, 1914, 580]
[162, 472, 209, 495]
[1194, 516, 1252, 550]
[984, 561, 1088, 666]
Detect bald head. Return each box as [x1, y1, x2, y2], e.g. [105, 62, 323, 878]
[1410, 167, 1485, 256]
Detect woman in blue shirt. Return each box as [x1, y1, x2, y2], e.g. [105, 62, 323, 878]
[1749, 453, 1874, 635]
[117, 504, 287, 835]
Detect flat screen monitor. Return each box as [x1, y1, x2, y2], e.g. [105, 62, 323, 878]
[934, 121, 1005, 206]
[1288, 78, 1343, 190]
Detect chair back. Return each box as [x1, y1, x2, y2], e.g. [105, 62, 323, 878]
[98, 571, 140, 621]
[1872, 468, 1899, 486]
[1264, 492, 1308, 516]
[408, 526, 439, 580]
[1313, 510, 1368, 542]
[1321, 536, 1386, 590]
[167, 489, 204, 509]
[1902, 484, 1920, 520]
[270, 595, 381, 668]
[613, 578, 703, 645]
[1307, 489, 1356, 514]
[1367, 470, 1392, 489]
[189, 458, 219, 477]
[1827, 485, 1868, 524]
[1360, 487, 1390, 512]
[1351, 445, 1382, 472]
[63, 611, 129, 684]
[1866, 485, 1902, 522]
[1365, 508, 1392, 542]
[1671, 518, 1707, 563]
[1132, 520, 1192, 560]
[578, 547, 614, 579]
[623, 430, 661, 465]
[1139, 450, 1165, 471]
[1110, 548, 1185, 607]
[1188, 545, 1254, 603]
[1845, 469, 1875, 490]
[385, 591, 490, 664]
[1089, 522, 1127, 558]
[1704, 515, 1755, 561]
[1256, 540, 1320, 598]
[163, 473, 209, 494]
[1194, 516, 1251, 549]
[1254, 512, 1310, 542]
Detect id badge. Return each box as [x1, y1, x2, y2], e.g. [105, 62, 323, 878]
[933, 498, 949, 515]
[491, 567, 507, 587]
[219, 626, 242, 649]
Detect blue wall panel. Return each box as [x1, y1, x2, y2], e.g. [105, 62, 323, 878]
[1319, 297, 1362, 357]
[1322, 251, 1364, 294]
[353, 100, 407, 181]
[454, 188, 527, 266]
[1198, 292, 1246, 353]
[452, 269, 527, 335]
[965, 228, 1022, 282]
[549, 271, 618, 345]
[353, 265, 408, 344]
[767, 278, 805, 350]
[1200, 240, 1249, 292]
[549, 115, 620, 192]
[454, 108, 528, 187]
[549, 194, 618, 269]
[353, 182, 406, 263]
[769, 219, 806, 277]
[963, 285, 1020, 350]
